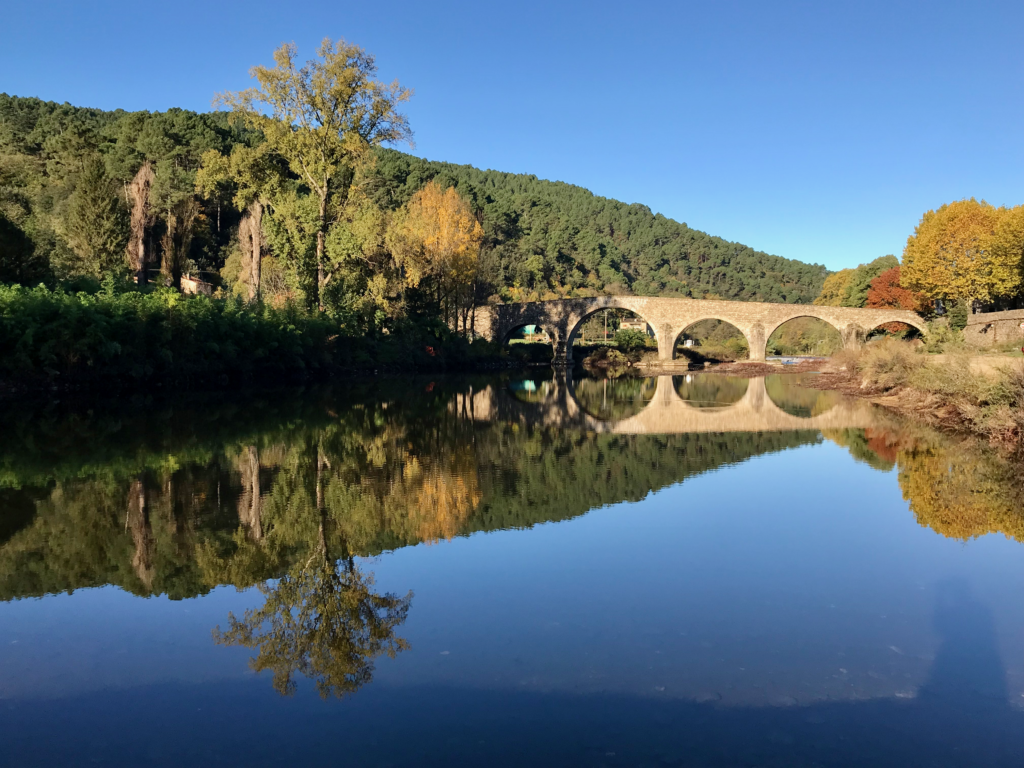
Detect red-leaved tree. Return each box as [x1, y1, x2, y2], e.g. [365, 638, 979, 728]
[867, 266, 928, 333]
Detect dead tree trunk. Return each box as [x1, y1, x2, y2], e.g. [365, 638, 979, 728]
[248, 201, 263, 303]
[127, 163, 155, 285]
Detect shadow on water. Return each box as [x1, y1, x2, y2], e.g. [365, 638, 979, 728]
[2, 582, 1020, 767]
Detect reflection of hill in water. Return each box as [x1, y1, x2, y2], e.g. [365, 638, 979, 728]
[0, 384, 819, 602]
[0, 378, 1021, 602]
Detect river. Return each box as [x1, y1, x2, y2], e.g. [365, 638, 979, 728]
[0, 372, 1022, 767]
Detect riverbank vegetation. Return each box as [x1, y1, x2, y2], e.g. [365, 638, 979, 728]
[0, 281, 500, 392]
[3, 34, 1023, 394]
[818, 339, 1024, 447]
[0, 35, 839, 391]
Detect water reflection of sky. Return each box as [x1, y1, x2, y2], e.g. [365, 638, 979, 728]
[1, 377, 1023, 767]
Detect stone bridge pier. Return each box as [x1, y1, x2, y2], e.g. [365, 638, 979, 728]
[470, 296, 925, 364]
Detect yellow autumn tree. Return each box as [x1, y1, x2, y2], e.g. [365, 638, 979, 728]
[387, 181, 483, 328]
[413, 464, 481, 544]
[813, 269, 854, 306]
[901, 198, 1020, 303]
[897, 443, 1024, 542]
[985, 204, 1024, 294]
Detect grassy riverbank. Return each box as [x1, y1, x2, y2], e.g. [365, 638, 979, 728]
[0, 283, 503, 394]
[811, 340, 1024, 448]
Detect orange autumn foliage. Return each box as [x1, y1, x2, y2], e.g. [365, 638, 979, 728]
[866, 266, 928, 333]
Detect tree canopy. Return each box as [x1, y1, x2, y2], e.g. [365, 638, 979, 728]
[901, 199, 1023, 304]
[1, 87, 828, 313]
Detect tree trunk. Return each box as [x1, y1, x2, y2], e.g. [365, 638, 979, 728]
[316, 441, 325, 512]
[127, 163, 155, 286]
[249, 200, 263, 303]
[127, 476, 154, 590]
[244, 445, 263, 540]
[316, 193, 327, 311]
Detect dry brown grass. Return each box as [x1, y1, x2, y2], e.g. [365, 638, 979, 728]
[831, 339, 1024, 446]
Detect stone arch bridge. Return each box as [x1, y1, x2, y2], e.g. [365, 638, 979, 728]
[470, 297, 926, 363]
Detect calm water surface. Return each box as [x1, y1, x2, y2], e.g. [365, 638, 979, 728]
[0, 372, 1022, 767]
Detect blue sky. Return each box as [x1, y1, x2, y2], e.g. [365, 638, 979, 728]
[4, 0, 1021, 271]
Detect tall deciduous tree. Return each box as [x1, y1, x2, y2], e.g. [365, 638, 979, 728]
[196, 145, 285, 301]
[159, 197, 200, 290]
[901, 199, 1016, 304]
[842, 255, 899, 307]
[866, 265, 929, 333]
[867, 266, 928, 313]
[387, 181, 483, 327]
[813, 256, 898, 308]
[217, 39, 413, 309]
[985, 205, 1024, 301]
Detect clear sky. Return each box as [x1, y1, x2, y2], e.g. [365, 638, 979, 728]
[3, 0, 1021, 270]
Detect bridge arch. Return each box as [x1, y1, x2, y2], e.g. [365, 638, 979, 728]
[865, 317, 928, 339]
[501, 322, 558, 362]
[762, 311, 927, 358]
[765, 373, 842, 417]
[568, 374, 659, 421]
[565, 300, 658, 362]
[671, 318, 752, 361]
[761, 313, 853, 359]
[764, 315, 844, 357]
[673, 373, 749, 408]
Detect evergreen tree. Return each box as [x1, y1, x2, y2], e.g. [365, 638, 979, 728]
[58, 155, 129, 279]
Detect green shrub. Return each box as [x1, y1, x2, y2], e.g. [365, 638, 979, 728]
[947, 301, 969, 332]
[613, 328, 649, 354]
[0, 282, 498, 391]
[924, 321, 965, 354]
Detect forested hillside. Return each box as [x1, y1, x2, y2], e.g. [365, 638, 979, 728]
[0, 93, 827, 305]
[365, 150, 828, 303]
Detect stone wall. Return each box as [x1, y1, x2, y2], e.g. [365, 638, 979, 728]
[965, 309, 1024, 348]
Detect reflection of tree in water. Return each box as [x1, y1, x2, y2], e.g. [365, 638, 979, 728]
[414, 463, 481, 543]
[572, 375, 657, 420]
[822, 428, 900, 471]
[825, 423, 1024, 542]
[898, 443, 1024, 542]
[673, 374, 748, 408]
[5, 379, 1023, 609]
[765, 374, 842, 417]
[214, 445, 412, 699]
[214, 533, 412, 699]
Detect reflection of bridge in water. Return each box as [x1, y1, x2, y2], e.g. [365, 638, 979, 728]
[454, 374, 877, 434]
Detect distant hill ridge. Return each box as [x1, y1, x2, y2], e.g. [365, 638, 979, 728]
[0, 94, 827, 303]
[368, 149, 828, 304]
